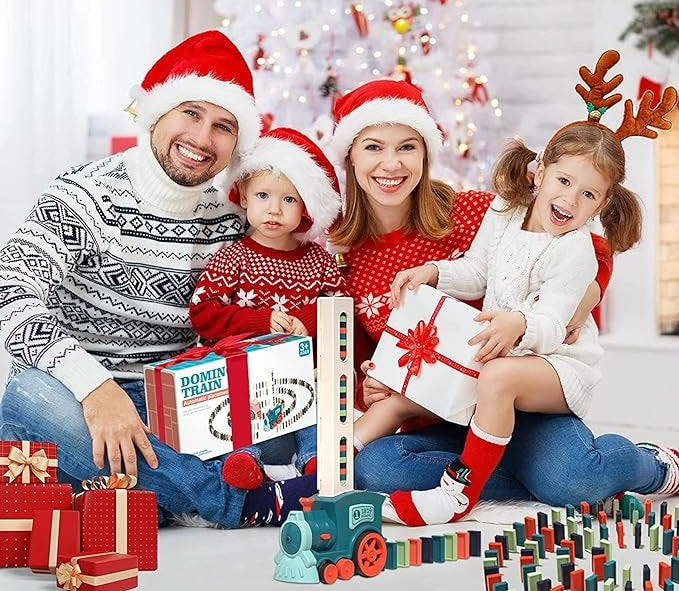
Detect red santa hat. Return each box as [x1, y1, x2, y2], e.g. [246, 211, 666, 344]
[330, 79, 442, 165]
[235, 128, 342, 243]
[129, 30, 260, 161]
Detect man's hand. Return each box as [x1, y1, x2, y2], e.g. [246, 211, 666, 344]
[468, 310, 526, 363]
[389, 264, 439, 308]
[270, 310, 293, 333]
[564, 280, 601, 344]
[360, 360, 396, 408]
[82, 379, 158, 477]
[288, 316, 309, 336]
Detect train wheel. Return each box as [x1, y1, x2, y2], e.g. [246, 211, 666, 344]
[336, 558, 355, 580]
[318, 560, 338, 584]
[353, 531, 387, 577]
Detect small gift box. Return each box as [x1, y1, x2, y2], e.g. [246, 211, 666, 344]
[144, 332, 316, 459]
[0, 440, 58, 484]
[0, 482, 73, 567]
[28, 509, 80, 574]
[74, 475, 157, 571]
[56, 552, 138, 590]
[369, 284, 484, 424]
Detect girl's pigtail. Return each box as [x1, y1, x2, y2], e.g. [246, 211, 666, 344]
[599, 184, 643, 254]
[491, 140, 538, 211]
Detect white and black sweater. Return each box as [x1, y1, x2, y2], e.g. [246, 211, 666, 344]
[0, 141, 245, 401]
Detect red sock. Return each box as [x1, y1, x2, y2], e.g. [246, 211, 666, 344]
[450, 422, 509, 521]
[303, 456, 317, 475]
[222, 451, 264, 490]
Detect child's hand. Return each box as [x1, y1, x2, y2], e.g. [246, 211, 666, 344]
[468, 310, 526, 363]
[389, 264, 439, 308]
[270, 310, 293, 333]
[289, 316, 309, 337]
[359, 360, 395, 408]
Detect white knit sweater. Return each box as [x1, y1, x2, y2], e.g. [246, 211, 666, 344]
[433, 196, 603, 417]
[0, 139, 245, 401]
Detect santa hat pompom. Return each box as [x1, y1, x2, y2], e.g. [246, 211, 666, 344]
[235, 128, 342, 243]
[130, 30, 260, 160]
[330, 79, 442, 166]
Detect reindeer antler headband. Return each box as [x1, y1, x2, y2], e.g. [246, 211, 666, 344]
[543, 49, 677, 155]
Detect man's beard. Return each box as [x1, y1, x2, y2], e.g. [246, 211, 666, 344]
[153, 143, 215, 187]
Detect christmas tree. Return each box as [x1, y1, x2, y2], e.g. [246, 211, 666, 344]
[214, 0, 507, 190]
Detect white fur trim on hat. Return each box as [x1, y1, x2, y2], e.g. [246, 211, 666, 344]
[330, 98, 442, 165]
[130, 73, 260, 158]
[239, 137, 341, 242]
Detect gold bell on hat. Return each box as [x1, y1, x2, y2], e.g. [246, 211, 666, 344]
[124, 99, 138, 119]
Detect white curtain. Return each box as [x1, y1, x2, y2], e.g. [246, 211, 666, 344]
[0, 0, 177, 383]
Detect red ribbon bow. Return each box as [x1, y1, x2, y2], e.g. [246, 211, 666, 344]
[158, 332, 255, 370]
[396, 320, 440, 376]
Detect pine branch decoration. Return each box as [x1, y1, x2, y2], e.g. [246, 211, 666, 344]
[619, 1, 679, 58]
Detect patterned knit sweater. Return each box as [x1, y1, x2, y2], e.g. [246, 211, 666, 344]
[189, 236, 346, 340]
[339, 190, 613, 410]
[0, 140, 245, 401]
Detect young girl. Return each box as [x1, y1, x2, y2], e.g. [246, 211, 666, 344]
[353, 51, 678, 525]
[189, 127, 345, 507]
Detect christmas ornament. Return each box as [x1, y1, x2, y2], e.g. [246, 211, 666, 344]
[284, 22, 322, 51]
[386, 3, 418, 35]
[350, 3, 369, 38]
[319, 66, 338, 98]
[465, 75, 489, 105]
[252, 34, 269, 71]
[420, 31, 433, 55]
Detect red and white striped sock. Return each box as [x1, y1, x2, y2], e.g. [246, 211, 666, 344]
[384, 418, 510, 525]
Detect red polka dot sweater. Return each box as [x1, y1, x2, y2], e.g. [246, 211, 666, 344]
[190, 236, 347, 341]
[339, 190, 613, 411]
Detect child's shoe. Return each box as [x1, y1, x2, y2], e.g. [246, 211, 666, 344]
[222, 451, 264, 490]
[637, 442, 679, 496]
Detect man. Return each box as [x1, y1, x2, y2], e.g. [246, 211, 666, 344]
[0, 31, 316, 528]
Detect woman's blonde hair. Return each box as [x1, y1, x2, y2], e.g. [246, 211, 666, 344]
[491, 123, 643, 254]
[329, 150, 456, 247]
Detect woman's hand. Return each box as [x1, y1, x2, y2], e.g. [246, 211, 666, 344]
[289, 316, 309, 336]
[564, 280, 600, 344]
[389, 264, 439, 308]
[360, 359, 396, 408]
[468, 310, 526, 363]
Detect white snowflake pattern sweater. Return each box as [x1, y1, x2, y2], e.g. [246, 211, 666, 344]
[0, 140, 245, 401]
[433, 196, 604, 418]
[189, 236, 347, 340]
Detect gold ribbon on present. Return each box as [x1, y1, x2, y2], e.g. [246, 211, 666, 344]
[0, 441, 57, 483]
[56, 558, 138, 591]
[81, 474, 136, 554]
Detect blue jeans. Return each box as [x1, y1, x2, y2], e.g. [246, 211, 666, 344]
[0, 369, 305, 529]
[355, 411, 666, 506]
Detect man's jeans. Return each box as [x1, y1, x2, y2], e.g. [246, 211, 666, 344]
[0, 369, 309, 528]
[355, 411, 666, 506]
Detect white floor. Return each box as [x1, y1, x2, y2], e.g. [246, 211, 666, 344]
[3, 422, 678, 590]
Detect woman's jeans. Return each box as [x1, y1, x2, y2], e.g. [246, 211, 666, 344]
[354, 411, 665, 506]
[0, 369, 311, 528]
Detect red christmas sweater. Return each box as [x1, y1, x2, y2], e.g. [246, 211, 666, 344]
[340, 190, 613, 411]
[190, 236, 347, 340]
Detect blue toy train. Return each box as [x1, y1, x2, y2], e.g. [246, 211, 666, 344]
[274, 490, 387, 584]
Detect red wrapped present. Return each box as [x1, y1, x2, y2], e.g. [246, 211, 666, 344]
[73, 475, 157, 571]
[28, 509, 80, 574]
[56, 552, 138, 590]
[0, 440, 58, 484]
[370, 284, 484, 424]
[0, 482, 73, 567]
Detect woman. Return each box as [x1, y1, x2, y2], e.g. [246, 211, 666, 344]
[328, 79, 678, 520]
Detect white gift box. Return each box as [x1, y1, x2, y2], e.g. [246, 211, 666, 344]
[369, 284, 484, 424]
[144, 333, 316, 459]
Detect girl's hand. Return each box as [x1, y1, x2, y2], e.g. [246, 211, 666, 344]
[360, 359, 396, 408]
[389, 264, 439, 308]
[468, 310, 526, 363]
[270, 310, 292, 333]
[289, 316, 309, 337]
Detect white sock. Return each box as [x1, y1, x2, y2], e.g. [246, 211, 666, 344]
[262, 464, 300, 481]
